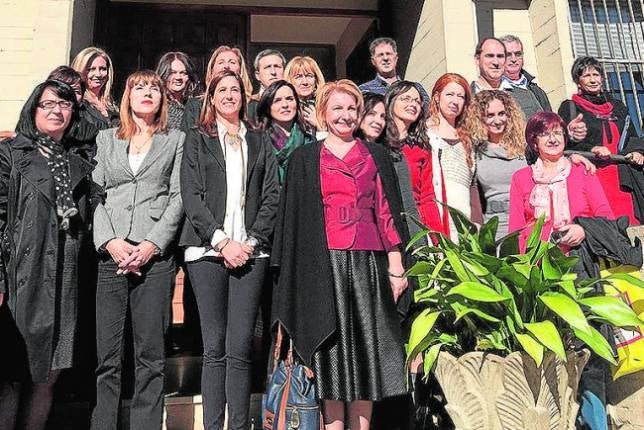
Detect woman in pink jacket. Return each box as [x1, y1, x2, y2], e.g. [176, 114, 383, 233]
[509, 111, 614, 251]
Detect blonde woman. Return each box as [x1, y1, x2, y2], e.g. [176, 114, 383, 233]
[181, 46, 253, 131]
[272, 80, 409, 430]
[71, 47, 119, 129]
[91, 70, 184, 430]
[284, 56, 326, 135]
[467, 90, 594, 239]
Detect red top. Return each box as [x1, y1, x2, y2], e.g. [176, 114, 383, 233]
[320, 140, 401, 251]
[509, 163, 614, 251]
[402, 144, 449, 237]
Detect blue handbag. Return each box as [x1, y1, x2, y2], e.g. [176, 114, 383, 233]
[262, 326, 321, 430]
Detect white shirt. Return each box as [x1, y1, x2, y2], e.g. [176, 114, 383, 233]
[128, 152, 146, 175]
[184, 122, 256, 262]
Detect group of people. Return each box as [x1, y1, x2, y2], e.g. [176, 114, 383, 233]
[0, 33, 642, 430]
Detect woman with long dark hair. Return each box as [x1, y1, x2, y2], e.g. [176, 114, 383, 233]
[156, 51, 200, 129]
[256, 80, 314, 183]
[180, 70, 279, 430]
[384, 80, 448, 237]
[356, 92, 386, 143]
[0, 80, 96, 430]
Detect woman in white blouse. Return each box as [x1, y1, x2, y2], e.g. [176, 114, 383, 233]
[179, 69, 279, 430]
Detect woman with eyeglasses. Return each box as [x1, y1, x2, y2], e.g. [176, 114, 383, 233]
[509, 112, 613, 252]
[0, 80, 97, 430]
[558, 56, 644, 225]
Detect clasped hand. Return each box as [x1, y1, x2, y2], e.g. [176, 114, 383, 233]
[217, 239, 253, 270]
[105, 238, 158, 276]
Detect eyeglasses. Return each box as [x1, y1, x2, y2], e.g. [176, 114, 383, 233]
[537, 130, 564, 139]
[37, 100, 73, 111]
[398, 95, 421, 105]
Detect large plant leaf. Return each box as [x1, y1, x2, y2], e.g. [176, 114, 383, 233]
[406, 309, 441, 358]
[515, 332, 545, 366]
[540, 292, 592, 335]
[573, 326, 617, 365]
[478, 216, 499, 255]
[423, 343, 443, 378]
[496, 230, 520, 257]
[447, 205, 478, 235]
[452, 302, 501, 323]
[604, 272, 644, 289]
[447, 281, 507, 302]
[525, 215, 545, 253]
[524, 321, 566, 361]
[445, 249, 474, 282]
[497, 264, 529, 289]
[406, 228, 430, 251]
[462, 258, 490, 277]
[542, 248, 562, 280]
[580, 296, 644, 328]
[407, 261, 434, 276]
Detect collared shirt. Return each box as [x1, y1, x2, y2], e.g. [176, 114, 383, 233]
[471, 77, 514, 94]
[359, 74, 430, 105]
[185, 121, 267, 261]
[502, 73, 529, 90]
[358, 74, 400, 95]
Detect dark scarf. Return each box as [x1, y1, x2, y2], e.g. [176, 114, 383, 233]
[270, 123, 305, 183]
[572, 92, 620, 153]
[36, 134, 78, 230]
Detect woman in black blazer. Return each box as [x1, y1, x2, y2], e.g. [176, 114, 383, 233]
[179, 69, 279, 430]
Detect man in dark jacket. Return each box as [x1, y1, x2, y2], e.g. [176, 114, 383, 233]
[500, 34, 552, 117]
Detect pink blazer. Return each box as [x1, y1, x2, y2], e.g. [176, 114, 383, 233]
[508, 163, 614, 251]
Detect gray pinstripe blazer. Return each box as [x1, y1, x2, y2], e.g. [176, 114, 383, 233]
[92, 127, 184, 253]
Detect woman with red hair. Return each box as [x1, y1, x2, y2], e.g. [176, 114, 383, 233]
[426, 73, 479, 237]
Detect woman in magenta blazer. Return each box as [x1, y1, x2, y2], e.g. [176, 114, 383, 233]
[509, 111, 614, 251]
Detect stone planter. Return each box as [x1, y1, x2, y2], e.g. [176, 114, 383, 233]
[607, 371, 644, 429]
[433, 350, 590, 430]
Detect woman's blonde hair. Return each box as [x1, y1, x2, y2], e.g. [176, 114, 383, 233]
[315, 80, 364, 131]
[205, 46, 253, 100]
[116, 70, 168, 140]
[285, 56, 326, 98]
[465, 90, 526, 159]
[71, 46, 116, 108]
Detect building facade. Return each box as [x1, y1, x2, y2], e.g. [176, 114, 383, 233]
[1, 1, 643, 132]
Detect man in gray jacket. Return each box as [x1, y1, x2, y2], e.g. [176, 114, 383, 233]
[499, 34, 552, 117]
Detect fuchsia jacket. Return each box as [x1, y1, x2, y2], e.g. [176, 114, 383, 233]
[320, 140, 401, 251]
[508, 163, 615, 251]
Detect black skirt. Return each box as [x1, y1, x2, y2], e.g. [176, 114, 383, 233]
[313, 250, 407, 401]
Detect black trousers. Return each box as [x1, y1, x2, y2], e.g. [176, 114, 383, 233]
[186, 257, 267, 430]
[91, 255, 175, 430]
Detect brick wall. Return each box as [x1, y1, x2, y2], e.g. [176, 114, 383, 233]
[0, 0, 75, 130]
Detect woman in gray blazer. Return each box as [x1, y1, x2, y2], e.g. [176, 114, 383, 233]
[90, 70, 184, 430]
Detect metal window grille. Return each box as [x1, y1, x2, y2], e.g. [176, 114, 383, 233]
[569, 0, 644, 135]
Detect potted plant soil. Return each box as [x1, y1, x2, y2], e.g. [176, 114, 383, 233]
[406, 210, 644, 430]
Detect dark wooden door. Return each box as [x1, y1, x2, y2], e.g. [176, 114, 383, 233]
[94, 1, 248, 99]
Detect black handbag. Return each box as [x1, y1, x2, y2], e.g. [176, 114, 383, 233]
[262, 325, 322, 430]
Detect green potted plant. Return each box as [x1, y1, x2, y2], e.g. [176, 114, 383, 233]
[406, 209, 644, 430]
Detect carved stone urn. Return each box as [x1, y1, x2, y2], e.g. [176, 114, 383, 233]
[433, 350, 590, 430]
